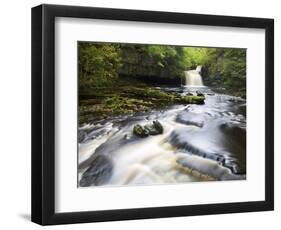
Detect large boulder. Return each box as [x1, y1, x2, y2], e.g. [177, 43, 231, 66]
[133, 124, 149, 137]
[144, 124, 159, 135]
[133, 120, 164, 137]
[153, 120, 164, 134]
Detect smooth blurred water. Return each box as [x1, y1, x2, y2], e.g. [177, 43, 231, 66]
[78, 86, 246, 187]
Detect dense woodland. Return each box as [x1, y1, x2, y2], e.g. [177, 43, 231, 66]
[78, 42, 246, 124]
[79, 43, 246, 93]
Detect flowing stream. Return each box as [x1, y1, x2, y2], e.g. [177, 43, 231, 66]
[78, 69, 246, 187]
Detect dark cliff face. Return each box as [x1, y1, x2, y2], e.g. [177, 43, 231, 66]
[119, 74, 181, 85]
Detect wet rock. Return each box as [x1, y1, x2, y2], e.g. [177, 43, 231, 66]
[223, 159, 246, 175]
[153, 120, 164, 134]
[186, 92, 193, 96]
[133, 124, 149, 137]
[144, 124, 159, 135]
[214, 154, 226, 164]
[133, 120, 163, 137]
[167, 129, 245, 177]
[176, 112, 204, 128]
[80, 155, 113, 187]
[176, 95, 205, 105]
[238, 104, 246, 117]
[78, 131, 87, 143]
[167, 131, 206, 157]
[231, 165, 246, 174]
[175, 155, 244, 181]
[196, 91, 204, 97]
[228, 97, 245, 103]
[184, 106, 190, 111]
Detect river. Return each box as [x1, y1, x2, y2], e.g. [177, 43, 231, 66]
[78, 85, 246, 187]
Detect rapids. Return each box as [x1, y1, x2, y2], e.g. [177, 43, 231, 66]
[78, 86, 246, 187]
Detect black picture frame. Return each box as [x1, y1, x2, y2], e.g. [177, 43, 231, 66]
[31, 4, 274, 225]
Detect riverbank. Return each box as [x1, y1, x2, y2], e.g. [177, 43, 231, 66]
[79, 78, 205, 125]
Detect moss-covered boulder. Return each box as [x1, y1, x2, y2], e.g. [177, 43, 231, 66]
[144, 124, 159, 135]
[143, 120, 164, 135]
[133, 120, 164, 137]
[190, 96, 205, 104]
[133, 124, 149, 137]
[175, 96, 205, 104]
[153, 120, 164, 134]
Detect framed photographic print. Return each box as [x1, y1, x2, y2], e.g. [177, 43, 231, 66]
[31, 4, 274, 225]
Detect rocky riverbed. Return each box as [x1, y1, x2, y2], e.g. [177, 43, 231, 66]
[78, 86, 246, 187]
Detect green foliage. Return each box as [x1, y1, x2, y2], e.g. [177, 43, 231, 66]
[78, 42, 246, 98]
[201, 48, 246, 97]
[182, 47, 214, 69]
[221, 49, 246, 89]
[79, 42, 122, 90]
[119, 44, 185, 78]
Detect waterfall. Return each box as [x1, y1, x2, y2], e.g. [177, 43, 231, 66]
[183, 66, 203, 86]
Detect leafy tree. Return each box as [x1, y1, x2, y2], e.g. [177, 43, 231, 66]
[119, 44, 186, 79]
[78, 42, 246, 97]
[182, 47, 212, 69]
[79, 42, 122, 89]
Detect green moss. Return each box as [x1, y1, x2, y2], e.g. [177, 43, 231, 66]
[175, 95, 205, 104]
[133, 120, 164, 137]
[79, 83, 205, 125]
[133, 124, 149, 137]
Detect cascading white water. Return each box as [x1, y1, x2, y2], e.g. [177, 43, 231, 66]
[184, 65, 203, 86]
[78, 91, 247, 187]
